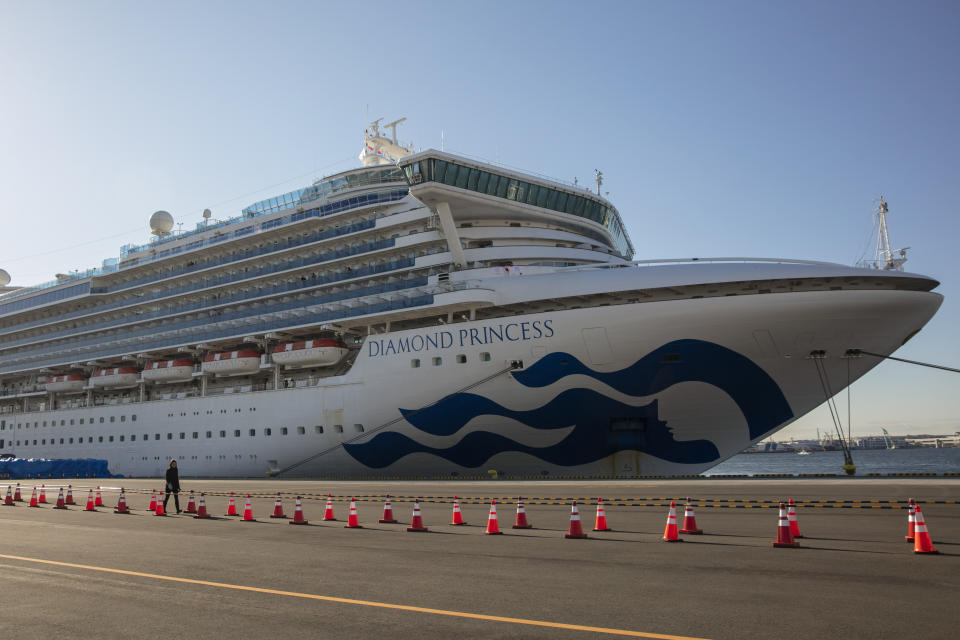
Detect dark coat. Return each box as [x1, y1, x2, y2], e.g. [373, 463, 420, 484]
[165, 466, 181, 493]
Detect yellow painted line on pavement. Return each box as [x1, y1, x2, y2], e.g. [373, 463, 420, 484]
[0, 553, 708, 639]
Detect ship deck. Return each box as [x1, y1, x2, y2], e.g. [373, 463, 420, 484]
[0, 478, 956, 639]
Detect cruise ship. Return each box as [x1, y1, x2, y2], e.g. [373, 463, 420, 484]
[0, 120, 943, 478]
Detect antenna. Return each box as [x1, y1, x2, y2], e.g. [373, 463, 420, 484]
[594, 169, 603, 196]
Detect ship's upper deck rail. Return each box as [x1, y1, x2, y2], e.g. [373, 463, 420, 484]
[0, 189, 409, 318]
[0, 289, 436, 375]
[562, 257, 848, 270]
[398, 151, 634, 260]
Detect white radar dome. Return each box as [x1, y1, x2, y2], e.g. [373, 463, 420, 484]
[150, 210, 175, 236]
[0, 269, 10, 287]
[202, 208, 212, 219]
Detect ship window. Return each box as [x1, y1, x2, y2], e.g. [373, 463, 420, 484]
[120, 416, 126, 422]
[71, 420, 75, 425]
[467, 168, 480, 190]
[281, 427, 288, 435]
[60, 420, 65, 426]
[525, 184, 540, 205]
[354, 424, 364, 433]
[315, 426, 323, 434]
[43, 421, 47, 427]
[219, 430, 226, 438]
[297, 426, 305, 435]
[167, 433, 172, 440]
[155, 433, 160, 440]
[131, 435, 136, 441]
[265, 428, 272, 436]
[506, 179, 519, 200]
[80, 419, 84, 425]
[477, 171, 490, 192]
[179, 432, 185, 440]
[132, 415, 137, 421]
[205, 431, 211, 438]
[108, 436, 114, 442]
[99, 417, 104, 423]
[480, 352, 491, 362]
[411, 359, 420, 368]
[98, 436, 104, 443]
[234, 430, 240, 437]
[41, 439, 46, 445]
[59, 438, 64, 444]
[432, 357, 442, 366]
[334, 425, 343, 433]
[119, 435, 124, 442]
[108, 416, 114, 423]
[33, 439, 38, 445]
[69, 438, 73, 444]
[456, 354, 466, 364]
[249, 429, 256, 436]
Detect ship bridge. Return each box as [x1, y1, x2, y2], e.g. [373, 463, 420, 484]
[398, 151, 634, 268]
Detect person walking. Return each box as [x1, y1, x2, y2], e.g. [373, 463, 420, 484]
[164, 460, 181, 514]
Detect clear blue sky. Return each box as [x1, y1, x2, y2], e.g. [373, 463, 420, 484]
[1, 1, 958, 439]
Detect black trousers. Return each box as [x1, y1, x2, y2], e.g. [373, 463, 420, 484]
[164, 491, 180, 512]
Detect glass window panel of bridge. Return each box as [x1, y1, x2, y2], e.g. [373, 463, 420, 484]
[467, 168, 480, 191]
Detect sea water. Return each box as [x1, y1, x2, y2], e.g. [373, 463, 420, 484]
[705, 447, 960, 476]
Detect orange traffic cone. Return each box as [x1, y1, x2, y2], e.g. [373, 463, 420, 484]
[185, 490, 197, 514]
[270, 493, 287, 519]
[407, 499, 428, 532]
[194, 493, 211, 519]
[379, 495, 398, 523]
[593, 497, 611, 532]
[450, 496, 466, 525]
[148, 489, 157, 512]
[679, 497, 702, 534]
[94, 486, 103, 507]
[662, 501, 681, 542]
[84, 488, 96, 512]
[39, 484, 47, 503]
[53, 487, 68, 510]
[241, 494, 255, 521]
[772, 502, 799, 547]
[14, 483, 23, 502]
[323, 494, 336, 521]
[225, 491, 238, 516]
[913, 506, 937, 554]
[564, 501, 588, 539]
[787, 498, 803, 538]
[65, 485, 75, 505]
[114, 488, 130, 514]
[155, 491, 166, 516]
[345, 498, 362, 528]
[485, 499, 503, 534]
[512, 496, 532, 529]
[905, 498, 916, 542]
[3, 485, 14, 506]
[29, 487, 40, 508]
[289, 496, 308, 525]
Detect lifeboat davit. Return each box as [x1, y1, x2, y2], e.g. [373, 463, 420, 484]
[142, 359, 195, 383]
[45, 373, 87, 393]
[271, 338, 349, 367]
[202, 350, 261, 376]
[91, 367, 140, 388]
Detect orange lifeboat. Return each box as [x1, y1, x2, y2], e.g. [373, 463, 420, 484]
[271, 338, 349, 368]
[90, 367, 140, 388]
[142, 359, 195, 383]
[201, 349, 261, 376]
[45, 373, 88, 393]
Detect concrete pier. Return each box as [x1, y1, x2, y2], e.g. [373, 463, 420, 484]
[0, 478, 956, 639]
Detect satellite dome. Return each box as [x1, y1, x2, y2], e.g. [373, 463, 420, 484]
[202, 208, 212, 219]
[0, 269, 10, 287]
[150, 210, 175, 236]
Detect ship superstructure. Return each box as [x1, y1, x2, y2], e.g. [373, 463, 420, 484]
[0, 122, 943, 478]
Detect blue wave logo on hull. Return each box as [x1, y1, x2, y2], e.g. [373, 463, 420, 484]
[343, 338, 793, 469]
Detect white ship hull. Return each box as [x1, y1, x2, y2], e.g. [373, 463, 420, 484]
[6, 285, 940, 478]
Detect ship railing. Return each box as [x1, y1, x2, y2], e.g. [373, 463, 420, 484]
[0, 277, 429, 359]
[0, 293, 437, 375]
[558, 257, 850, 272]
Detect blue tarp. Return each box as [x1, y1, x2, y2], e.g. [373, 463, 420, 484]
[0, 458, 113, 479]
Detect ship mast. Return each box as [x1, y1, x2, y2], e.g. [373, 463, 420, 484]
[870, 196, 909, 271]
